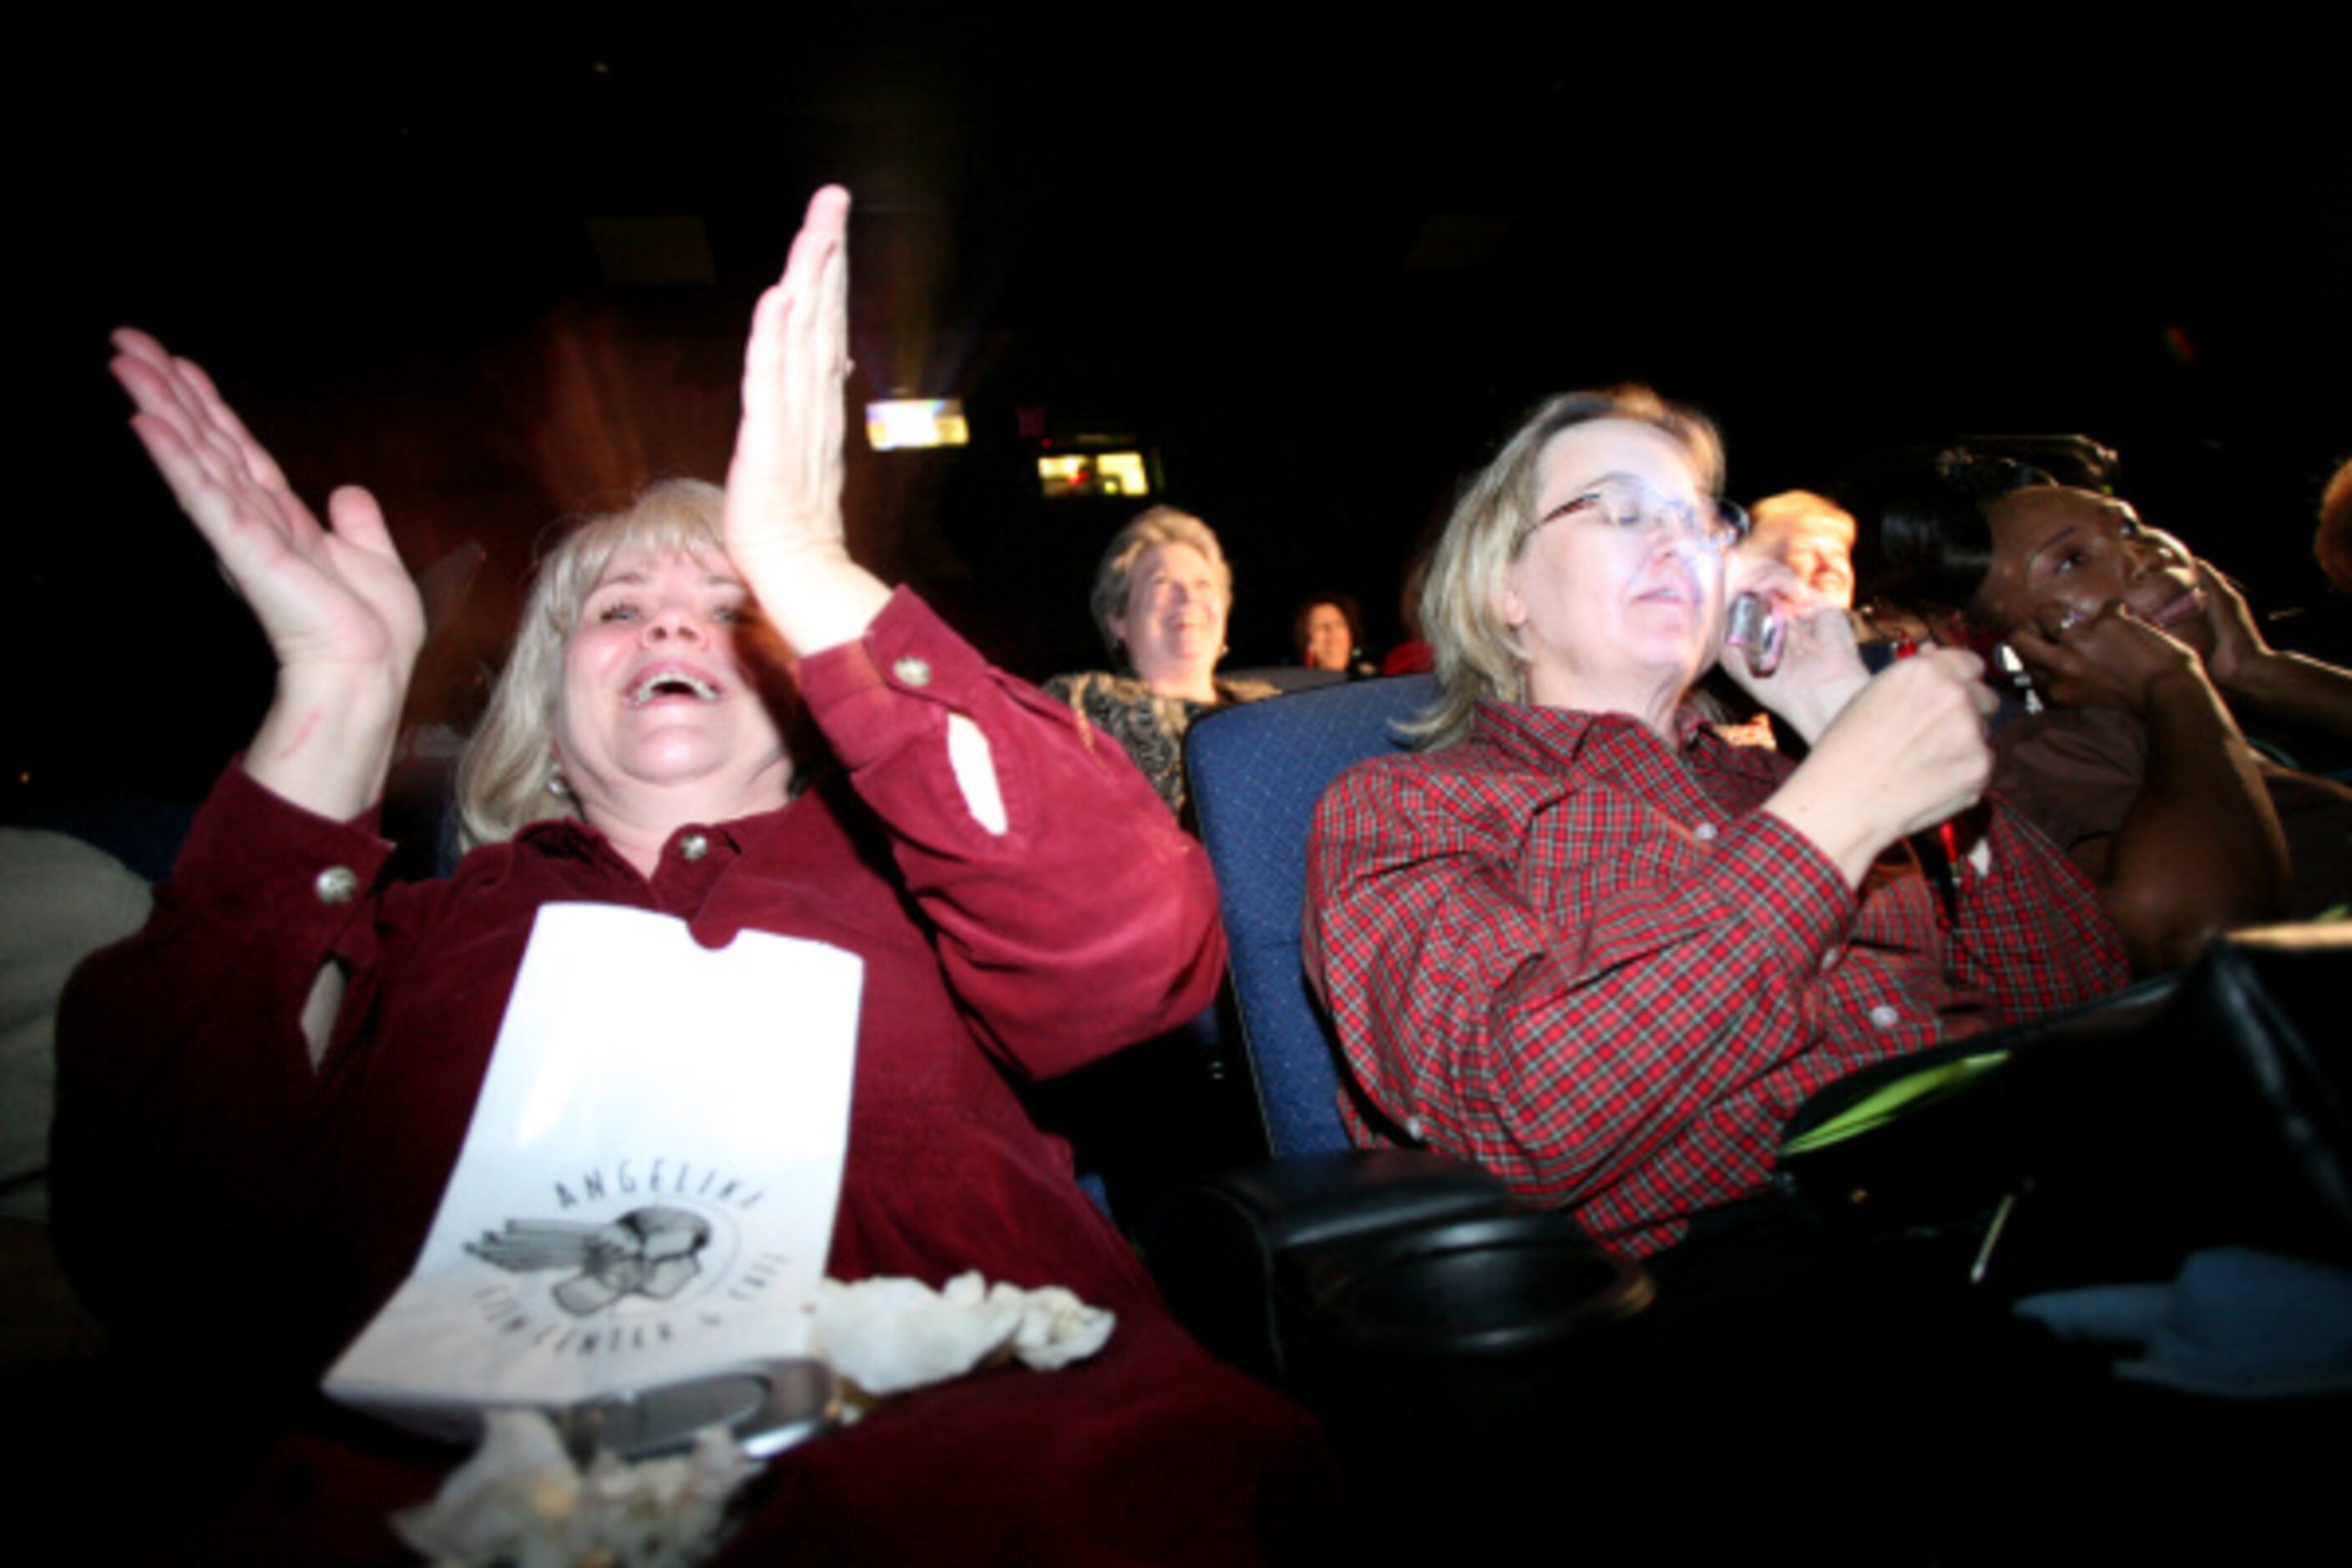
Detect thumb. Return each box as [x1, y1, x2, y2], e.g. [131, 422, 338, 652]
[325, 485, 398, 559]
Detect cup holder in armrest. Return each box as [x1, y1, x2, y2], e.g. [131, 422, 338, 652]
[1285, 1209, 1654, 1361]
[1143, 1154, 1653, 1404]
[1277, 1209, 1654, 1424]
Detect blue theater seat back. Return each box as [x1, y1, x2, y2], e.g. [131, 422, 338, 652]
[1185, 675, 1436, 1158]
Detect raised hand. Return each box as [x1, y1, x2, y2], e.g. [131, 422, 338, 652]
[721, 186, 888, 656]
[111, 328, 422, 817]
[111, 329, 424, 682]
[1719, 574, 1874, 746]
[2188, 559, 2271, 689]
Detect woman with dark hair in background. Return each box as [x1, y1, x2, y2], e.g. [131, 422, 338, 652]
[1858, 452, 2348, 969]
[1294, 593, 1373, 678]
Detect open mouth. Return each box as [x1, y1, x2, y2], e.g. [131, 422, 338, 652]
[629, 672, 721, 707]
[2145, 584, 2204, 632]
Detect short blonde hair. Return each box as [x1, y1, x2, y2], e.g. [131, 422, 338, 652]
[1748, 489, 1855, 545]
[1088, 505, 1234, 665]
[455, 479, 731, 850]
[1409, 387, 1725, 749]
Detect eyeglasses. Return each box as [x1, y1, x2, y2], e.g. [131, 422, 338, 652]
[1525, 480, 1751, 551]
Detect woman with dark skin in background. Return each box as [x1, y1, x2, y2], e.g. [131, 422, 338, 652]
[1865, 460, 2351, 972]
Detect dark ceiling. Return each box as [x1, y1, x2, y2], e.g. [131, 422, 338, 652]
[30, 14, 2352, 803]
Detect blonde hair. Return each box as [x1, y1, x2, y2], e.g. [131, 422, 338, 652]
[1748, 489, 1855, 544]
[455, 478, 732, 850]
[1409, 387, 1725, 750]
[1088, 505, 1234, 665]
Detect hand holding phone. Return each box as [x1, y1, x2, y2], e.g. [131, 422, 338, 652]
[1726, 591, 1786, 677]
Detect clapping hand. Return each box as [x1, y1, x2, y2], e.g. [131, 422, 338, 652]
[721, 186, 888, 655]
[111, 329, 423, 686]
[110, 328, 422, 816]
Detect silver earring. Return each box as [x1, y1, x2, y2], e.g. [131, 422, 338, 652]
[548, 768, 569, 798]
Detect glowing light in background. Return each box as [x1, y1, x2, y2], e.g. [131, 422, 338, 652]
[1037, 451, 1150, 500]
[865, 398, 970, 451]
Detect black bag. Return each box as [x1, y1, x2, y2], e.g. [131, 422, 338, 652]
[1773, 927, 2352, 1294]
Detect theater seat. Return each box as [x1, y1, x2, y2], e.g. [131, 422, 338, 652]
[1186, 674, 1434, 1157]
[1149, 676, 1651, 1393]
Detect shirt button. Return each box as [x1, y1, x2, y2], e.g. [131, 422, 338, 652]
[1404, 1115, 1424, 1141]
[893, 655, 933, 687]
[314, 866, 359, 905]
[1693, 822, 1717, 842]
[680, 832, 710, 862]
[1868, 1004, 1899, 1029]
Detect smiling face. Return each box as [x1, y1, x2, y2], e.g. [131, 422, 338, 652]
[1502, 417, 1727, 724]
[1977, 487, 2211, 655]
[1302, 602, 1353, 670]
[554, 549, 795, 828]
[1743, 493, 1857, 610]
[1110, 540, 1227, 696]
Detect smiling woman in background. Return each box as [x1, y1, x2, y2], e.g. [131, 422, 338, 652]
[1046, 506, 1275, 817]
[1858, 451, 2349, 965]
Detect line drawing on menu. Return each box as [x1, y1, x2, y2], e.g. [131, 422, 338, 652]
[466, 1206, 715, 1317]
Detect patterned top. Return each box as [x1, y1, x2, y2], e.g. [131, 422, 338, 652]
[1306, 697, 2127, 1257]
[1043, 670, 1279, 817]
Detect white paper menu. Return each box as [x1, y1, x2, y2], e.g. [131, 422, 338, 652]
[326, 903, 862, 1440]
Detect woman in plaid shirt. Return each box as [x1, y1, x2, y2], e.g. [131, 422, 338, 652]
[1306, 388, 2127, 1258]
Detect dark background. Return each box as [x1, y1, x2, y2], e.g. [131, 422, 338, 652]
[25, 12, 2349, 810]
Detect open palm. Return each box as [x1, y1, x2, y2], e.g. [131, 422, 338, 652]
[110, 328, 424, 683]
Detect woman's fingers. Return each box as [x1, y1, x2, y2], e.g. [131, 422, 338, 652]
[173, 352, 293, 495]
[776, 185, 851, 339]
[2012, 603, 2197, 714]
[111, 332, 318, 554]
[720, 190, 890, 655]
[2192, 559, 2270, 679]
[726, 185, 852, 564]
[112, 328, 422, 675]
[1767, 650, 1994, 883]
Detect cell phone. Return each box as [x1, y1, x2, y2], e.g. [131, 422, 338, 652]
[1725, 592, 1786, 676]
[1990, 640, 2044, 714]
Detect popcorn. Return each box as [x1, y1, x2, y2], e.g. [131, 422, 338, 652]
[811, 1271, 1116, 1398]
[1004, 1283, 1116, 1371]
[390, 1272, 1112, 1560]
[392, 1410, 756, 1568]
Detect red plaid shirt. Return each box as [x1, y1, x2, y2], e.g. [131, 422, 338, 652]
[1304, 698, 2127, 1257]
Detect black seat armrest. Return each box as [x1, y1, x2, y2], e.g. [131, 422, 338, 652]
[1142, 1149, 1517, 1383]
